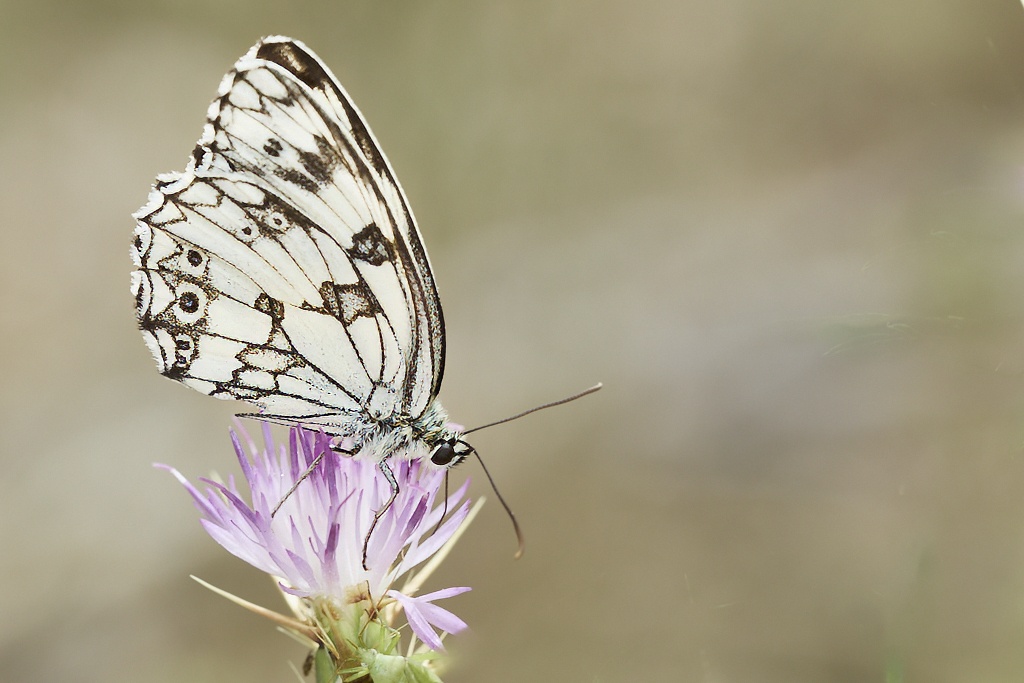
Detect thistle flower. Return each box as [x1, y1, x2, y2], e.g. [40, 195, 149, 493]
[161, 423, 477, 683]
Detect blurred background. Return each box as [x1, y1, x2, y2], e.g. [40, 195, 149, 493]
[6, 1, 1024, 681]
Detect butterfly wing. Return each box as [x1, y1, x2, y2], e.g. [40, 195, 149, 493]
[131, 36, 444, 427]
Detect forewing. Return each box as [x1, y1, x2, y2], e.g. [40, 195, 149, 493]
[131, 36, 444, 422]
[205, 36, 443, 416]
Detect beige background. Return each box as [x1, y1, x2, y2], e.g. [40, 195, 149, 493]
[6, 1, 1024, 681]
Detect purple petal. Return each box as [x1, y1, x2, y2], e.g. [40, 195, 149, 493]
[387, 588, 471, 651]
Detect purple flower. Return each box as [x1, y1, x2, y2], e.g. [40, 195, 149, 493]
[160, 423, 473, 657]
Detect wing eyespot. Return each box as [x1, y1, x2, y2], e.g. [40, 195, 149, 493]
[179, 291, 200, 313]
[172, 284, 208, 324]
[179, 247, 209, 277]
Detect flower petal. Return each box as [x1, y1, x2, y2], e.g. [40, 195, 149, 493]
[386, 588, 471, 651]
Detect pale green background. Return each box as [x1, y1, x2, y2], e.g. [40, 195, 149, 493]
[5, 1, 1024, 681]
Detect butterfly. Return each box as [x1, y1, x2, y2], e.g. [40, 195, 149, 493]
[131, 36, 471, 485]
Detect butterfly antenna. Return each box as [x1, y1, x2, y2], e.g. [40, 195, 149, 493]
[462, 383, 602, 436]
[469, 446, 525, 559]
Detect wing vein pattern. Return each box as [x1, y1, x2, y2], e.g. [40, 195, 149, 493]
[131, 37, 446, 444]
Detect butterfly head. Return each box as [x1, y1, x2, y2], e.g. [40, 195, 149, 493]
[430, 438, 473, 468]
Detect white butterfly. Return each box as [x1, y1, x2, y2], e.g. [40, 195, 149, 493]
[131, 36, 470, 473]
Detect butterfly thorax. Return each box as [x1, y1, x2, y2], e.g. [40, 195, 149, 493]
[336, 399, 462, 468]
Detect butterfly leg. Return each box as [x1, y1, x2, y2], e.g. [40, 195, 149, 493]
[271, 438, 356, 517]
[362, 458, 399, 570]
[272, 450, 324, 517]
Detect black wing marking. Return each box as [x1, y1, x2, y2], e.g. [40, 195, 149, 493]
[132, 36, 447, 424]
[201, 36, 444, 417]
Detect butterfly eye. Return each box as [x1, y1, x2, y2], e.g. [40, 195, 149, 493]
[430, 440, 472, 467]
[430, 442, 458, 467]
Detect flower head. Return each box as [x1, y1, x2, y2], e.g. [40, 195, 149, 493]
[161, 423, 475, 681]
